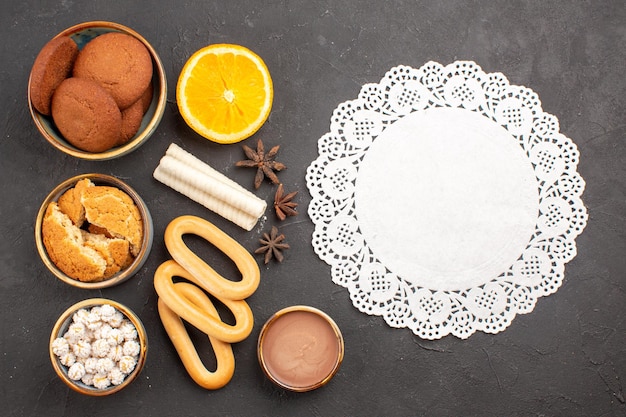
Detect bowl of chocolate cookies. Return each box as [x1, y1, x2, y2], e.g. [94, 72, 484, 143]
[28, 21, 166, 160]
[35, 173, 154, 289]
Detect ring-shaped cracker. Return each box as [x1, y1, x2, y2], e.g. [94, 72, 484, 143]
[154, 260, 253, 343]
[164, 215, 260, 300]
[157, 285, 235, 390]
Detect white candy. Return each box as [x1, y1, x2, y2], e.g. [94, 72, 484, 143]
[86, 311, 102, 331]
[119, 320, 138, 341]
[55, 304, 140, 390]
[122, 340, 140, 357]
[51, 337, 69, 356]
[67, 362, 85, 381]
[59, 352, 76, 367]
[118, 356, 137, 375]
[65, 322, 87, 342]
[109, 367, 125, 386]
[81, 372, 95, 386]
[84, 357, 98, 374]
[91, 338, 110, 358]
[90, 306, 102, 317]
[72, 308, 90, 326]
[94, 323, 113, 340]
[72, 340, 91, 359]
[107, 345, 124, 362]
[107, 329, 125, 346]
[107, 311, 124, 328]
[99, 304, 116, 320]
[92, 373, 111, 390]
[95, 358, 115, 374]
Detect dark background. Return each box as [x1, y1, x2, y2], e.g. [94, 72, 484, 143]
[2, 1, 625, 416]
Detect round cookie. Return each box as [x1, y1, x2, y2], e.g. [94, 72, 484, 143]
[119, 83, 154, 145]
[138, 82, 154, 114]
[119, 97, 145, 145]
[51, 77, 122, 152]
[29, 36, 79, 115]
[72, 32, 153, 109]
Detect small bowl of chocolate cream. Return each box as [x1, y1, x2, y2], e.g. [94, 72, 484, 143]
[257, 305, 344, 392]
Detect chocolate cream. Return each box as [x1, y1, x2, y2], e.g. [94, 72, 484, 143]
[260, 309, 342, 389]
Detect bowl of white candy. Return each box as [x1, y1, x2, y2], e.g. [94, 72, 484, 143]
[49, 298, 147, 396]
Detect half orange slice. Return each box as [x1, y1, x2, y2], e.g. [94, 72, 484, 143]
[176, 44, 273, 144]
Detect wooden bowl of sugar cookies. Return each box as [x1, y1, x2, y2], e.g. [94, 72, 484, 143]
[28, 21, 166, 160]
[35, 173, 154, 289]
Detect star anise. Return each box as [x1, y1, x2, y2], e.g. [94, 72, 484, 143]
[274, 183, 298, 221]
[255, 226, 290, 264]
[235, 139, 286, 189]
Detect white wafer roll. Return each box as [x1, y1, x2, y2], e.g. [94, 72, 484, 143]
[153, 145, 266, 231]
[158, 155, 265, 217]
[165, 144, 252, 196]
[165, 144, 265, 213]
[154, 164, 261, 231]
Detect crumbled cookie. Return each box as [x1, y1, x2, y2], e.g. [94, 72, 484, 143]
[42, 203, 107, 282]
[41, 179, 143, 282]
[82, 231, 134, 278]
[57, 178, 93, 227]
[81, 185, 143, 256]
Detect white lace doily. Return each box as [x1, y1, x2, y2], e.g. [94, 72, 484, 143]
[305, 61, 588, 340]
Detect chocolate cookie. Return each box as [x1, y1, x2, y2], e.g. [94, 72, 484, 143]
[72, 32, 153, 109]
[51, 77, 122, 152]
[29, 36, 79, 115]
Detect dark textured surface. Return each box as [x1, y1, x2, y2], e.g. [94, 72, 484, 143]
[2, 1, 625, 416]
